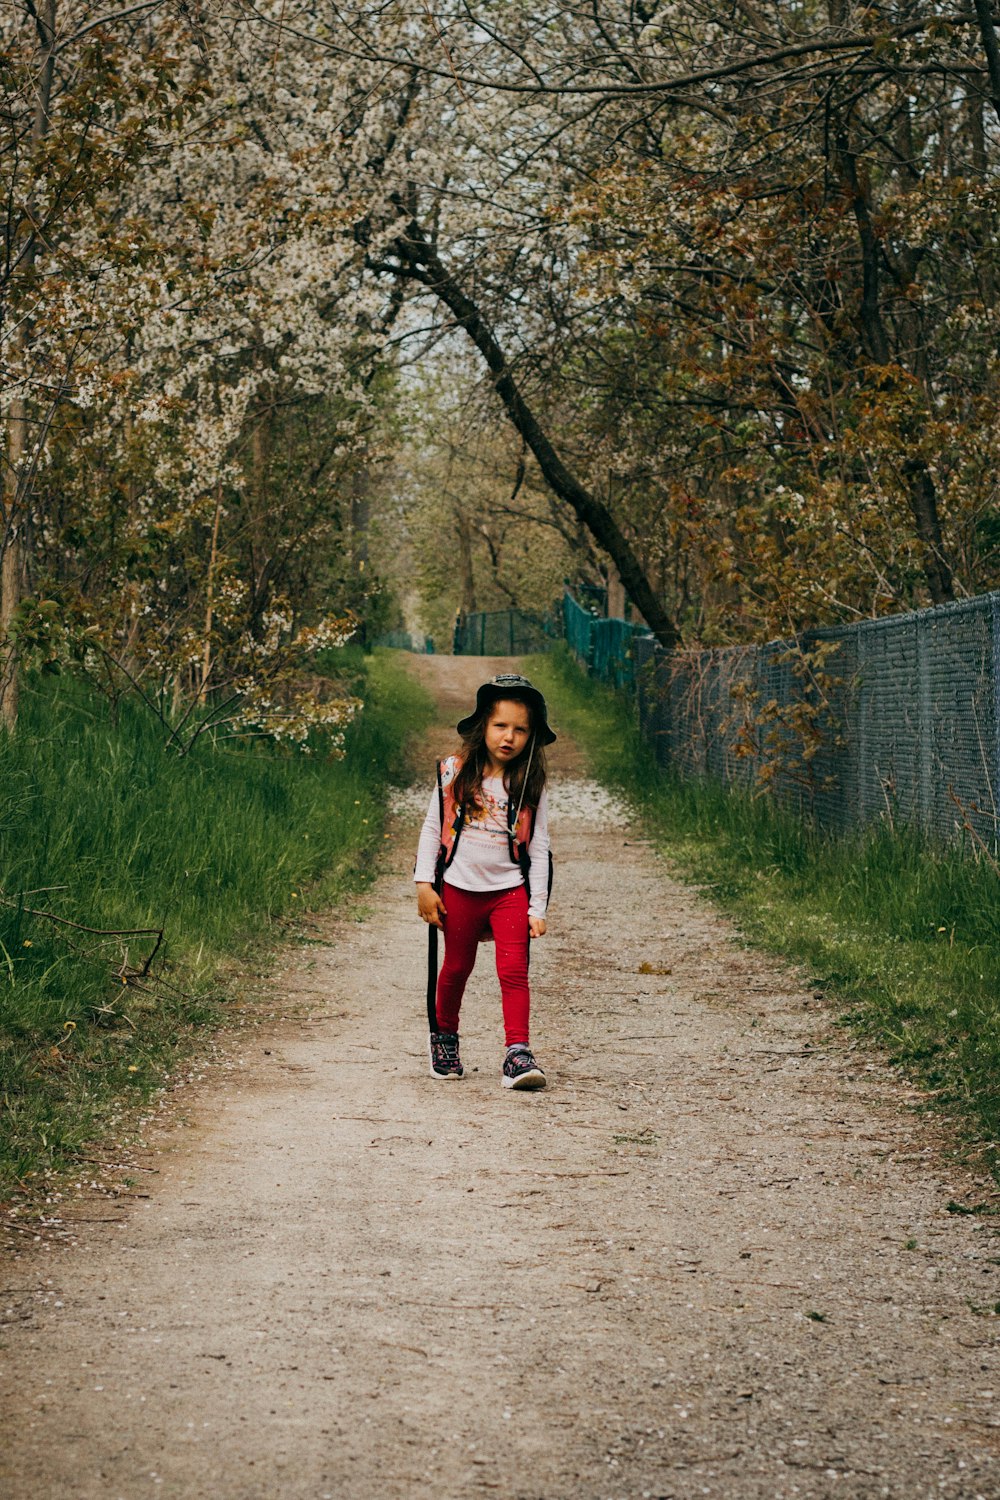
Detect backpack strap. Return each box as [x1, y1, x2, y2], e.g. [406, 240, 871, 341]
[507, 794, 537, 895]
[443, 801, 466, 867]
[508, 799, 554, 910]
[439, 755, 466, 870]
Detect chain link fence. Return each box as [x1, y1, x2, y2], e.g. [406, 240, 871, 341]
[632, 594, 1000, 851]
[451, 587, 1000, 851]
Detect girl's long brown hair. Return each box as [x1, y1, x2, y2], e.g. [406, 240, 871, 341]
[452, 695, 547, 815]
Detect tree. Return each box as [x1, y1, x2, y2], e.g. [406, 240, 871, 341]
[0, 0, 201, 726]
[8, 0, 1000, 691]
[249, 0, 1000, 639]
[2, 1, 405, 742]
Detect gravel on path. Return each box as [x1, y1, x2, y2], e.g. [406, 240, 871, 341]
[1, 653, 998, 1500]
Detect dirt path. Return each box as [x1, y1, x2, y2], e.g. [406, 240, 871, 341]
[2, 654, 999, 1500]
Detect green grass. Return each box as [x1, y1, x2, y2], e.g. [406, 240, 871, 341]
[0, 648, 433, 1200]
[530, 646, 1000, 1178]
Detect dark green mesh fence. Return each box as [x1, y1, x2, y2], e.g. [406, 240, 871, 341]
[455, 588, 1000, 849]
[633, 594, 1000, 850]
[563, 591, 596, 664]
[453, 609, 556, 656]
[562, 591, 650, 689]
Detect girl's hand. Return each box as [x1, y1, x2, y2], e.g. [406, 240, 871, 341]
[528, 916, 547, 939]
[417, 883, 446, 928]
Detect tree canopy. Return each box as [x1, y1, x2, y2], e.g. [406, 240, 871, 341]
[3, 0, 1000, 722]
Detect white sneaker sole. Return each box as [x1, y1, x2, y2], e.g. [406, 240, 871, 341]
[502, 1068, 546, 1090]
[428, 1037, 464, 1080]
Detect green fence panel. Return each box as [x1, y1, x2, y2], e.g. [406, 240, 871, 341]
[562, 590, 595, 667]
[454, 609, 556, 656]
[591, 617, 650, 689]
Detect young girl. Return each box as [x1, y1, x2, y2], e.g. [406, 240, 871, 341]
[414, 673, 555, 1089]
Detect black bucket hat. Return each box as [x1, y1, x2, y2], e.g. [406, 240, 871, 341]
[456, 673, 557, 745]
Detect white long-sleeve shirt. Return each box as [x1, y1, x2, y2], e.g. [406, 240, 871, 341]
[414, 767, 551, 919]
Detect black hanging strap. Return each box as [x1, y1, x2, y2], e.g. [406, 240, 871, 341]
[426, 914, 439, 1033]
[426, 761, 447, 1034]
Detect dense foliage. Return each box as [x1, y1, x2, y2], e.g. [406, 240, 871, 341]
[358, 0, 1000, 641]
[2, 2, 403, 737]
[4, 1, 1000, 685]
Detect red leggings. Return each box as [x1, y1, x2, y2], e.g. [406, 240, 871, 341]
[436, 882, 531, 1047]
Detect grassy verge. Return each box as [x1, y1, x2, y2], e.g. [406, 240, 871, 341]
[0, 648, 433, 1201]
[531, 647, 1000, 1180]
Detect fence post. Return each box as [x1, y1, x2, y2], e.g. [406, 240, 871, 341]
[917, 613, 932, 829]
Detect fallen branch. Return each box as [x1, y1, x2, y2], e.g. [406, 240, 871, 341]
[0, 892, 164, 978]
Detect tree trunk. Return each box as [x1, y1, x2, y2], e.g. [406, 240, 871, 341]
[836, 133, 891, 365]
[0, 399, 27, 731]
[0, 0, 57, 732]
[606, 559, 626, 620]
[200, 486, 223, 696]
[834, 127, 954, 605]
[388, 219, 682, 648]
[456, 509, 477, 614]
[972, 0, 1000, 128]
[903, 459, 954, 605]
[350, 462, 371, 644]
[969, 90, 988, 176]
[251, 390, 273, 549]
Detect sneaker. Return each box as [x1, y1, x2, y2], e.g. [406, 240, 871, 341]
[429, 1030, 464, 1080]
[502, 1045, 546, 1090]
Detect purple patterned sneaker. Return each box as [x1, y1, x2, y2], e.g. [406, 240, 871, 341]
[502, 1045, 546, 1090]
[429, 1031, 464, 1080]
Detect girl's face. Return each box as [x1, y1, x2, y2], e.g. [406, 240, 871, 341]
[483, 698, 532, 770]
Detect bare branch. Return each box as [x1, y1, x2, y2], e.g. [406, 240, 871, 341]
[53, 0, 169, 54]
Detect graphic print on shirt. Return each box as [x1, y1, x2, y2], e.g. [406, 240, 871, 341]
[439, 755, 511, 852]
[461, 779, 513, 855]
